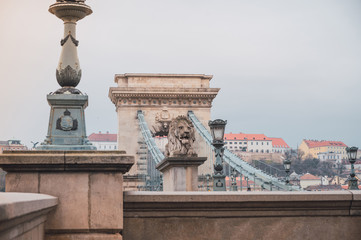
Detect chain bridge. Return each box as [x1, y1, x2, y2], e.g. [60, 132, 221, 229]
[109, 73, 300, 191]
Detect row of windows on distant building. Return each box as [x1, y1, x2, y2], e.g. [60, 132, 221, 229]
[225, 141, 289, 148]
[225, 146, 286, 153]
[226, 141, 270, 146]
[97, 145, 117, 150]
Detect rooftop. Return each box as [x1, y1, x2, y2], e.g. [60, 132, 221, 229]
[304, 140, 347, 148]
[88, 132, 117, 142]
[300, 173, 321, 180]
[224, 133, 289, 148]
[269, 137, 290, 148]
[224, 133, 270, 141]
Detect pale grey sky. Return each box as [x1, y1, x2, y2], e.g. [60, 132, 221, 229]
[0, 0, 360, 149]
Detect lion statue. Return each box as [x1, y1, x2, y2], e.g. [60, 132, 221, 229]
[165, 116, 197, 157]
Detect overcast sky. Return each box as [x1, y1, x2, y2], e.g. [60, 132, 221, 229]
[0, 0, 360, 149]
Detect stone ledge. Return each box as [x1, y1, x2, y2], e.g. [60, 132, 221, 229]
[0, 192, 58, 239]
[0, 151, 134, 173]
[156, 157, 207, 172]
[0, 192, 58, 222]
[46, 233, 122, 240]
[124, 191, 361, 218]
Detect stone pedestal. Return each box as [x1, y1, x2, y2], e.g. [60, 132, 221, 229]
[37, 94, 96, 150]
[156, 157, 206, 191]
[0, 150, 134, 240]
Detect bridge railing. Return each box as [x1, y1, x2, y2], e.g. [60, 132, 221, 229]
[137, 110, 165, 165]
[187, 111, 301, 191]
[253, 160, 285, 177]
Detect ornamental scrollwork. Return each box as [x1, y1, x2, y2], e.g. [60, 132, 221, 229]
[60, 33, 79, 46]
[56, 65, 82, 87]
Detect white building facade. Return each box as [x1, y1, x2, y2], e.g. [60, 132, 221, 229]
[224, 133, 289, 154]
[88, 132, 117, 150]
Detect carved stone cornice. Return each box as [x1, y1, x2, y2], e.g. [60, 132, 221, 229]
[109, 88, 219, 104]
[109, 87, 220, 106]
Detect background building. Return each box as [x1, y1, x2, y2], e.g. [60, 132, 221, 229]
[298, 140, 348, 160]
[224, 133, 290, 154]
[88, 132, 117, 150]
[317, 151, 343, 161]
[0, 140, 27, 153]
[269, 137, 290, 153]
[300, 173, 321, 189]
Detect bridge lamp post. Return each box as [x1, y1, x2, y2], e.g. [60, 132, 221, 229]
[231, 168, 238, 191]
[239, 167, 243, 191]
[209, 119, 227, 191]
[283, 157, 291, 186]
[245, 176, 250, 191]
[346, 147, 359, 190]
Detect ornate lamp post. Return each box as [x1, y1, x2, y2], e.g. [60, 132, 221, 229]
[346, 147, 359, 190]
[283, 157, 291, 186]
[37, 0, 95, 150]
[209, 119, 227, 191]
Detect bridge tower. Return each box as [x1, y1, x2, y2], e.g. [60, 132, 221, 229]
[109, 74, 219, 190]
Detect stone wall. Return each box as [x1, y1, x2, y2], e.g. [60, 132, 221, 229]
[123, 191, 361, 240]
[0, 192, 58, 240]
[0, 150, 134, 240]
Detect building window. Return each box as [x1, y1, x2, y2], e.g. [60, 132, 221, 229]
[267, 142, 269, 145]
[256, 142, 258, 145]
[261, 150, 264, 153]
[256, 150, 259, 153]
[266, 150, 269, 153]
[230, 142, 232, 144]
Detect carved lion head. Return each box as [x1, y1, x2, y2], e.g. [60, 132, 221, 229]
[165, 116, 196, 157]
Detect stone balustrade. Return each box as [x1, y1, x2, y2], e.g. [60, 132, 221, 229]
[0, 192, 58, 240]
[123, 190, 361, 240]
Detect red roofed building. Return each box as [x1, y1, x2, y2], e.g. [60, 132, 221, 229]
[300, 173, 321, 189]
[88, 132, 117, 150]
[298, 139, 348, 160]
[224, 133, 290, 154]
[269, 137, 290, 153]
[0, 140, 27, 154]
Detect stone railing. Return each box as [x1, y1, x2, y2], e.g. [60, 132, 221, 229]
[123, 190, 361, 240]
[0, 192, 58, 240]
